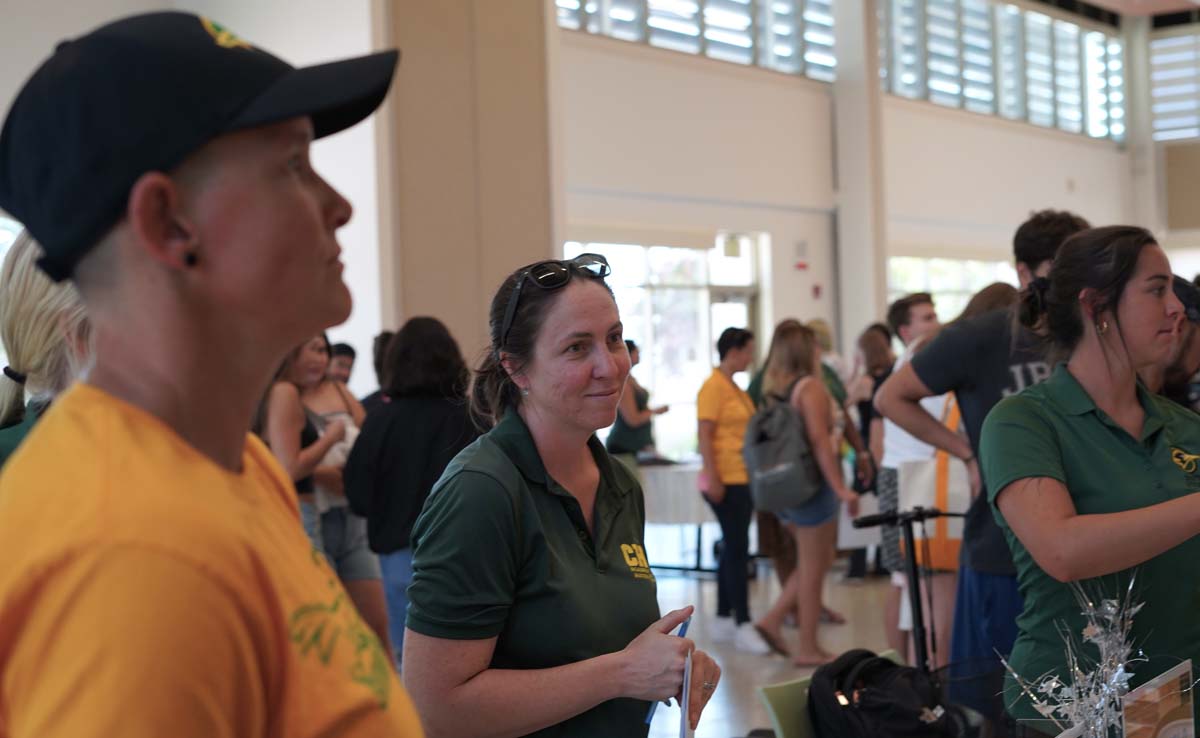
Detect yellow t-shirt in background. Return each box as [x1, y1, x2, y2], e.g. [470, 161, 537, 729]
[696, 368, 755, 485]
[0, 384, 423, 738]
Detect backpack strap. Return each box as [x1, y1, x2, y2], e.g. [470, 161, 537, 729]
[767, 377, 810, 406]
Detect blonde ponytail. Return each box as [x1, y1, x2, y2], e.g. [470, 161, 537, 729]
[0, 231, 90, 427]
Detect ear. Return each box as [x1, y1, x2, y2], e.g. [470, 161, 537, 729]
[1078, 287, 1103, 323]
[1015, 262, 1033, 289]
[126, 172, 198, 271]
[499, 353, 530, 391]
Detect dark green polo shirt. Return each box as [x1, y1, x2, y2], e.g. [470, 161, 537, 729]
[407, 411, 661, 738]
[982, 364, 1200, 728]
[0, 402, 45, 471]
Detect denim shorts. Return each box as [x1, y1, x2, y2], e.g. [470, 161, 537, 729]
[321, 506, 381, 581]
[299, 502, 380, 581]
[776, 481, 839, 527]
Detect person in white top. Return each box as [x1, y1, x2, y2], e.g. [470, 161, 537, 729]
[877, 294, 944, 658]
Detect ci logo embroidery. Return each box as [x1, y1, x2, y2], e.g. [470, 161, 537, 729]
[620, 543, 655, 581]
[200, 17, 253, 49]
[1172, 448, 1200, 474]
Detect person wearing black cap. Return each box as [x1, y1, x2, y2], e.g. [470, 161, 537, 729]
[0, 12, 421, 737]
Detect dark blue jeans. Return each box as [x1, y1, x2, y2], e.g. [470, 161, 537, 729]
[706, 483, 754, 624]
[380, 547, 414, 669]
[948, 565, 1023, 721]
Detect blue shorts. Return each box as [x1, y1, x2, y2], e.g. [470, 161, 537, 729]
[776, 481, 839, 527]
[321, 506, 382, 581]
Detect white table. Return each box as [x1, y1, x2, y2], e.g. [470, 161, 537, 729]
[640, 463, 714, 526]
[639, 462, 718, 572]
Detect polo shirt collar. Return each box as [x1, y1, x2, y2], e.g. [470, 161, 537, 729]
[491, 411, 636, 497]
[1048, 364, 1094, 416]
[1047, 363, 1166, 441]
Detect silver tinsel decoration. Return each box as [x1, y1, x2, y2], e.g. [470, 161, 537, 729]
[1001, 577, 1147, 738]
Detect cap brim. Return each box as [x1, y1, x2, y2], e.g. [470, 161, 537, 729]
[1174, 274, 1200, 324]
[227, 49, 399, 139]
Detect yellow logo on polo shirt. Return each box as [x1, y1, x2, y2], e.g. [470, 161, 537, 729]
[621, 543, 655, 582]
[200, 17, 253, 49]
[1172, 448, 1200, 473]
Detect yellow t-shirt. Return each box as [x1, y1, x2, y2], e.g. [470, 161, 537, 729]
[696, 368, 755, 485]
[0, 385, 423, 738]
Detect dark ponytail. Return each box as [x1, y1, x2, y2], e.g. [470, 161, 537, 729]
[470, 350, 524, 430]
[1017, 225, 1158, 361]
[1017, 276, 1051, 332]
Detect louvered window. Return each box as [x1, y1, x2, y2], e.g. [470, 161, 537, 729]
[802, 0, 836, 81]
[961, 0, 995, 114]
[926, 0, 963, 107]
[885, 0, 925, 99]
[1150, 31, 1199, 141]
[877, 0, 1123, 141]
[557, 0, 836, 82]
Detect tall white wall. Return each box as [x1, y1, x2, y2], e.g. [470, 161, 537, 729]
[1, 1, 169, 122]
[559, 30, 1139, 351]
[559, 31, 839, 349]
[884, 97, 1134, 261]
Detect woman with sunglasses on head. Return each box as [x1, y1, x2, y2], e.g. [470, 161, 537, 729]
[403, 254, 721, 738]
[981, 226, 1200, 731]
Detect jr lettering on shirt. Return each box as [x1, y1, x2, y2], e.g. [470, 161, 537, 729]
[1002, 362, 1052, 397]
[909, 308, 1050, 577]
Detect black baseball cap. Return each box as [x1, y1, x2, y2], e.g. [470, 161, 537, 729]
[1175, 275, 1200, 324]
[0, 12, 399, 281]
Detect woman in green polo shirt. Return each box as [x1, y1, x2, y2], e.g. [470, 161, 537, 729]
[0, 230, 90, 468]
[605, 339, 667, 461]
[981, 225, 1200, 732]
[402, 254, 722, 738]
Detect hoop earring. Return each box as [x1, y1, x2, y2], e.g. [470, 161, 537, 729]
[1097, 319, 1109, 336]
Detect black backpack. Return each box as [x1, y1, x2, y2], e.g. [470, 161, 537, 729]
[808, 649, 970, 738]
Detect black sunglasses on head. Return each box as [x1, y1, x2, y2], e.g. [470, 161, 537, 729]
[499, 253, 611, 350]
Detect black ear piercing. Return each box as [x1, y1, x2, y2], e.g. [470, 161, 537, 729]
[183, 251, 199, 267]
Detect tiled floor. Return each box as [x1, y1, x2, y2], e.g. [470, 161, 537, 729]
[646, 563, 893, 738]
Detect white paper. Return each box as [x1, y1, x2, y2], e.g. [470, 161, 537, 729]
[836, 491, 881, 550]
[680, 650, 693, 738]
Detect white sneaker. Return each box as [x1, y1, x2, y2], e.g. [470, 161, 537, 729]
[734, 622, 773, 656]
[709, 616, 736, 643]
